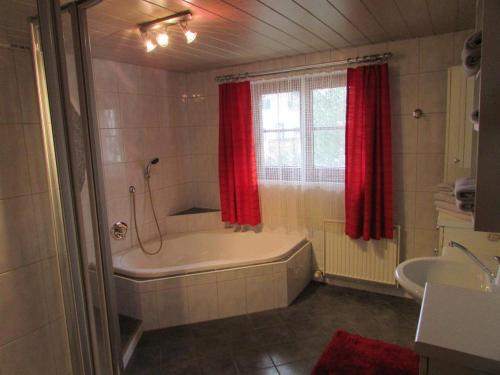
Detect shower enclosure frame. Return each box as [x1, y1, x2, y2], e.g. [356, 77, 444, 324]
[33, 0, 121, 373]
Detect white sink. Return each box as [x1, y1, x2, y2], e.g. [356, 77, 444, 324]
[395, 256, 492, 302]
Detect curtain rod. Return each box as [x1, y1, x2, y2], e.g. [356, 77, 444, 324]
[215, 52, 392, 83]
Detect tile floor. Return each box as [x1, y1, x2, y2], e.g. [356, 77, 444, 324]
[125, 282, 420, 375]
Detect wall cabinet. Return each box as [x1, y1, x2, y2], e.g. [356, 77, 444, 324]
[473, 0, 500, 232]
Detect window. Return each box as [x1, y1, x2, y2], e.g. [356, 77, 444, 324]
[251, 71, 347, 183]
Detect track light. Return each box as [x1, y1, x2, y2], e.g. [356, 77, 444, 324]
[180, 21, 197, 44]
[145, 37, 157, 53]
[156, 31, 169, 47]
[184, 29, 197, 44]
[138, 10, 197, 53]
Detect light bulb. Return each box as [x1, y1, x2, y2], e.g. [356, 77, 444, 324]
[184, 30, 197, 44]
[145, 38, 157, 53]
[156, 32, 169, 47]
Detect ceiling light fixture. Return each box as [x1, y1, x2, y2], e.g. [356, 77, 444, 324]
[142, 32, 157, 53]
[156, 30, 169, 47]
[138, 10, 197, 53]
[180, 21, 197, 44]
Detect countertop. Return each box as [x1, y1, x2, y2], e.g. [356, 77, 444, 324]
[415, 283, 500, 373]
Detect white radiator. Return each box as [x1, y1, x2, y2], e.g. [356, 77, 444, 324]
[324, 221, 400, 285]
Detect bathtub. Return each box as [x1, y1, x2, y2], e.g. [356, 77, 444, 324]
[113, 228, 307, 278]
[113, 228, 312, 330]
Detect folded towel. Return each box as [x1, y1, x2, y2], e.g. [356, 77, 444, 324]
[436, 183, 454, 193]
[462, 49, 481, 77]
[436, 207, 473, 222]
[463, 31, 482, 52]
[435, 200, 459, 212]
[456, 199, 474, 212]
[433, 192, 455, 204]
[454, 177, 476, 200]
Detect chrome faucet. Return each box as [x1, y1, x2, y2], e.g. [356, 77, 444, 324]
[448, 241, 500, 283]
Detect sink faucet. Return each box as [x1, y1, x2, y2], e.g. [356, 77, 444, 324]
[448, 241, 500, 283]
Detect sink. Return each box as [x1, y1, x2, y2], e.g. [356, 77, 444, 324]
[395, 256, 492, 302]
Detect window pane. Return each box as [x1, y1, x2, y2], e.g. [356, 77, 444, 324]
[312, 87, 346, 128]
[261, 91, 300, 130]
[313, 129, 345, 168]
[263, 130, 301, 167]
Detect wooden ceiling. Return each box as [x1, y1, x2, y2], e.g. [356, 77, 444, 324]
[88, 0, 476, 72]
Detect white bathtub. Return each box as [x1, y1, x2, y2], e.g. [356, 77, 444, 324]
[113, 229, 312, 329]
[113, 228, 307, 279]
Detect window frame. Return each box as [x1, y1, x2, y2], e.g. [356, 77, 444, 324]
[253, 72, 346, 183]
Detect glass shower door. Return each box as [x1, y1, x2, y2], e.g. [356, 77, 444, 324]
[29, 1, 121, 374]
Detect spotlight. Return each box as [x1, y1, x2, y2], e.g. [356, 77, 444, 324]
[184, 29, 197, 44]
[156, 30, 169, 47]
[145, 38, 157, 53]
[141, 31, 157, 53]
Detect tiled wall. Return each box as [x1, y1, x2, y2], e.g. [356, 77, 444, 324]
[184, 30, 473, 267]
[93, 59, 203, 253]
[0, 48, 70, 373]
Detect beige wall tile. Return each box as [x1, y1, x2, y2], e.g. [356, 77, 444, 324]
[392, 115, 418, 154]
[14, 50, 39, 124]
[93, 58, 118, 92]
[415, 192, 438, 230]
[0, 325, 56, 375]
[417, 113, 446, 154]
[0, 196, 39, 273]
[0, 124, 30, 198]
[416, 154, 444, 191]
[419, 33, 453, 73]
[390, 74, 418, 115]
[393, 154, 417, 192]
[95, 91, 120, 129]
[0, 263, 48, 345]
[418, 71, 447, 113]
[23, 124, 48, 193]
[217, 278, 246, 318]
[387, 38, 419, 76]
[0, 49, 21, 123]
[393, 191, 416, 227]
[246, 274, 275, 313]
[187, 283, 219, 323]
[157, 288, 190, 327]
[413, 229, 439, 257]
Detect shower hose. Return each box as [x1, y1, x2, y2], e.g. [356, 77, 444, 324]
[129, 178, 163, 255]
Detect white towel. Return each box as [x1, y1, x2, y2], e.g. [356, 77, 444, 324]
[436, 207, 473, 222]
[463, 31, 482, 52]
[462, 49, 481, 77]
[436, 183, 454, 193]
[454, 177, 476, 201]
[456, 199, 474, 212]
[433, 192, 455, 204]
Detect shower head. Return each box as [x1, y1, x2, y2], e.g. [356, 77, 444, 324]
[145, 157, 160, 178]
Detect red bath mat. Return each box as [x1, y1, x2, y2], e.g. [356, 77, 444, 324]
[311, 330, 419, 375]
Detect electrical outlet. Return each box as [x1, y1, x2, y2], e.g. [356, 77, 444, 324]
[487, 233, 500, 242]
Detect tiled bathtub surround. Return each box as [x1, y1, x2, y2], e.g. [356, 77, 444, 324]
[0, 43, 70, 373]
[184, 30, 474, 270]
[94, 59, 208, 254]
[115, 242, 311, 330]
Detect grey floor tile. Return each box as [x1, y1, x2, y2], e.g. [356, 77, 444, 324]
[276, 357, 317, 375]
[233, 347, 274, 371]
[125, 282, 420, 375]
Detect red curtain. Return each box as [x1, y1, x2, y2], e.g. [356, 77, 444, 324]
[345, 63, 393, 240]
[218, 81, 261, 226]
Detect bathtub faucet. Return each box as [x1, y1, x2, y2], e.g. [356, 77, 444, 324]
[448, 241, 500, 283]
